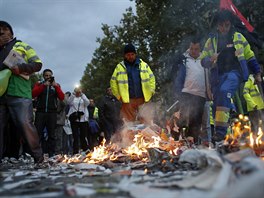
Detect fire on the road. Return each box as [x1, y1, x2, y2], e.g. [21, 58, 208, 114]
[62, 129, 186, 164]
[62, 115, 264, 164]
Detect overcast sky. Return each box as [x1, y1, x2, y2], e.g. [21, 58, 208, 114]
[1, 0, 135, 92]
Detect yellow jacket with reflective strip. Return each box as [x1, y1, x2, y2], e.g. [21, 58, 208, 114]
[110, 59, 155, 103]
[200, 32, 256, 81]
[7, 40, 42, 99]
[243, 74, 264, 111]
[7, 41, 41, 99]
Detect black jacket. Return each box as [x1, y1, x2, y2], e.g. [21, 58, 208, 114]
[98, 94, 121, 124]
[34, 83, 58, 113]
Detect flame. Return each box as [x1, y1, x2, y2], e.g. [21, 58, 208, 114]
[238, 114, 244, 120]
[123, 133, 162, 158]
[227, 114, 264, 158]
[124, 134, 148, 158]
[233, 121, 242, 139]
[249, 132, 254, 147]
[248, 127, 263, 148]
[63, 154, 84, 163]
[60, 113, 263, 164]
[61, 128, 185, 164]
[256, 127, 263, 147]
[170, 147, 179, 155]
[224, 134, 230, 145]
[222, 114, 263, 154]
[84, 139, 109, 163]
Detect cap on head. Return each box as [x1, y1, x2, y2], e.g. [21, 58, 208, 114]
[0, 21, 13, 35]
[124, 43, 136, 54]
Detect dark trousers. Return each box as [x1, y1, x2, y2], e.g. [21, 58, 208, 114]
[54, 125, 64, 154]
[0, 96, 42, 160]
[88, 133, 99, 150]
[248, 109, 264, 134]
[35, 112, 57, 156]
[3, 118, 21, 158]
[177, 93, 206, 143]
[70, 121, 89, 154]
[102, 119, 122, 143]
[62, 132, 73, 155]
[87, 119, 101, 149]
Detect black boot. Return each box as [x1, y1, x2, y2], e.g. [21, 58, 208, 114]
[212, 133, 225, 144]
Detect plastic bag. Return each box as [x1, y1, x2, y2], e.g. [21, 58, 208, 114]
[63, 119, 72, 135]
[0, 69, 12, 96]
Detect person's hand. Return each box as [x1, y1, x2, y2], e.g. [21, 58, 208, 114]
[235, 49, 243, 57]
[51, 79, 58, 87]
[74, 87, 82, 97]
[254, 73, 262, 84]
[10, 66, 20, 75]
[210, 53, 219, 63]
[43, 80, 51, 86]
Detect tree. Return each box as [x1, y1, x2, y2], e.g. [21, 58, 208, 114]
[80, 0, 263, 109]
[132, 0, 219, 107]
[80, 8, 138, 101]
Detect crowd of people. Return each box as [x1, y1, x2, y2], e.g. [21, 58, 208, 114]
[0, 9, 263, 163]
[0, 19, 155, 162]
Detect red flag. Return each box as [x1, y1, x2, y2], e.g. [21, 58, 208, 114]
[220, 0, 254, 32]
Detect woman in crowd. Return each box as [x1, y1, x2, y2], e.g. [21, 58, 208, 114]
[67, 87, 90, 154]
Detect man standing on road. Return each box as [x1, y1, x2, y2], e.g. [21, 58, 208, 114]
[110, 43, 156, 122]
[174, 38, 206, 144]
[32, 69, 64, 157]
[0, 21, 43, 163]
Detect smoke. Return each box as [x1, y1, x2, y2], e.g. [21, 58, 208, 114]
[109, 102, 158, 147]
[110, 122, 137, 148]
[137, 102, 155, 125]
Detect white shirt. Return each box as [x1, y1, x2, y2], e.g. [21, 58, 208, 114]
[67, 93, 90, 122]
[182, 52, 206, 98]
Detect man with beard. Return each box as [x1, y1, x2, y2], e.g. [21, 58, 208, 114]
[110, 43, 156, 122]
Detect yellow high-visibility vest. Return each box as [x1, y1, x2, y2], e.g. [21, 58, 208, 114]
[200, 32, 256, 81]
[110, 59, 155, 103]
[243, 75, 264, 111]
[7, 41, 42, 99]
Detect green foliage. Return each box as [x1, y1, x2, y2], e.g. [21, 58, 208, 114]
[235, 0, 264, 63]
[130, 0, 220, 106]
[81, 0, 264, 107]
[80, 8, 138, 101]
